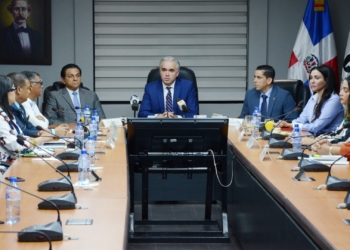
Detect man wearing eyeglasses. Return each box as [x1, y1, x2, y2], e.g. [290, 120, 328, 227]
[0, 0, 44, 59]
[21, 71, 69, 136]
[21, 71, 48, 127]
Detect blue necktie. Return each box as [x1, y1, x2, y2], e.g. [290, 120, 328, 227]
[261, 95, 268, 121]
[72, 92, 81, 121]
[166, 87, 173, 112]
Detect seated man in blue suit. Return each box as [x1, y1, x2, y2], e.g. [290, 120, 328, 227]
[239, 65, 298, 121]
[138, 56, 199, 118]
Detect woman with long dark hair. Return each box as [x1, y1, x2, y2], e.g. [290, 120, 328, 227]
[0, 75, 30, 164]
[278, 65, 343, 135]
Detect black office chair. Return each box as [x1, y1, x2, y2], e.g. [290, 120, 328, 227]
[274, 79, 310, 113]
[42, 81, 90, 114]
[146, 66, 199, 113]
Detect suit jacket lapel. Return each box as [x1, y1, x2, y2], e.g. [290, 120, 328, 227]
[79, 88, 86, 109]
[157, 80, 165, 113]
[173, 79, 182, 111]
[62, 88, 75, 112]
[267, 86, 277, 117]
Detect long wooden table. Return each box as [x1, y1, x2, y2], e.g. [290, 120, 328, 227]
[227, 127, 350, 250]
[0, 127, 129, 250]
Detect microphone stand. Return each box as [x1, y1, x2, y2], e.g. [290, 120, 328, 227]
[280, 135, 309, 160]
[262, 104, 301, 140]
[0, 180, 63, 242]
[296, 136, 334, 172]
[17, 139, 75, 194]
[35, 126, 81, 169]
[0, 230, 52, 249]
[319, 149, 350, 191]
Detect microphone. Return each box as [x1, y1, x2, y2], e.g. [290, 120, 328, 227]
[279, 134, 310, 160]
[296, 136, 331, 172]
[322, 149, 350, 191]
[261, 101, 304, 140]
[130, 95, 139, 112]
[0, 179, 63, 242]
[35, 125, 81, 165]
[51, 108, 90, 135]
[17, 138, 74, 192]
[0, 230, 52, 249]
[176, 98, 190, 114]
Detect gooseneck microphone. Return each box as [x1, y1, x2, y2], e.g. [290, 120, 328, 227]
[322, 149, 350, 191]
[297, 136, 333, 172]
[176, 98, 190, 114]
[0, 230, 52, 249]
[0, 179, 63, 242]
[51, 108, 90, 134]
[35, 125, 81, 166]
[262, 101, 304, 140]
[17, 138, 73, 191]
[17, 138, 77, 209]
[279, 134, 310, 160]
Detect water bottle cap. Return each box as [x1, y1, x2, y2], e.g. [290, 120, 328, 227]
[294, 124, 299, 127]
[254, 106, 259, 111]
[77, 122, 82, 125]
[93, 110, 98, 113]
[81, 149, 87, 154]
[84, 105, 89, 109]
[9, 176, 17, 182]
[88, 136, 93, 140]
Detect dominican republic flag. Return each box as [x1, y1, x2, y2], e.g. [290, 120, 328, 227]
[288, 0, 339, 91]
[342, 31, 350, 79]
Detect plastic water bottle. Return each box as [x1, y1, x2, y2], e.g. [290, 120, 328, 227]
[85, 136, 95, 168]
[252, 113, 260, 138]
[78, 149, 90, 185]
[75, 122, 84, 149]
[89, 116, 97, 141]
[6, 177, 21, 224]
[93, 110, 100, 131]
[83, 105, 91, 126]
[292, 124, 302, 152]
[253, 106, 262, 124]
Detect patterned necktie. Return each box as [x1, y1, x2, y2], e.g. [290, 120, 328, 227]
[166, 87, 173, 112]
[19, 105, 26, 121]
[72, 92, 81, 121]
[261, 94, 268, 121]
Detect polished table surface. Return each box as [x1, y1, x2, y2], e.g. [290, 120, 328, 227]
[0, 126, 129, 250]
[228, 127, 350, 249]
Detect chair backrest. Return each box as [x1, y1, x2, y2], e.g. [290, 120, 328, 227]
[274, 79, 310, 113]
[146, 66, 199, 111]
[42, 81, 90, 113]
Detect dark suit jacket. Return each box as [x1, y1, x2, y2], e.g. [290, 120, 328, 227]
[239, 85, 298, 121]
[44, 87, 106, 125]
[10, 103, 39, 137]
[138, 78, 199, 118]
[0, 23, 44, 58]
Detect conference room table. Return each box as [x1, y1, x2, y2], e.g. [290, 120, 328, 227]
[0, 126, 129, 250]
[227, 127, 350, 250]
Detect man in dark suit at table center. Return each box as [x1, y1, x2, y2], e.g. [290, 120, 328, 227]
[138, 56, 199, 118]
[44, 63, 106, 125]
[239, 65, 298, 121]
[0, 0, 44, 58]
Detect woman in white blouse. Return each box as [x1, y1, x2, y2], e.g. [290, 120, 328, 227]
[0, 75, 30, 164]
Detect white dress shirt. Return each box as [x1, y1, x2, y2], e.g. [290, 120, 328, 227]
[22, 98, 49, 128]
[13, 22, 31, 56]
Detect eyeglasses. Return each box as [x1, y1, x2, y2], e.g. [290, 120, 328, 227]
[31, 79, 43, 86]
[7, 87, 16, 92]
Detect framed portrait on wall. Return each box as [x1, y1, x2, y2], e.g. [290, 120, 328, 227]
[0, 0, 51, 65]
